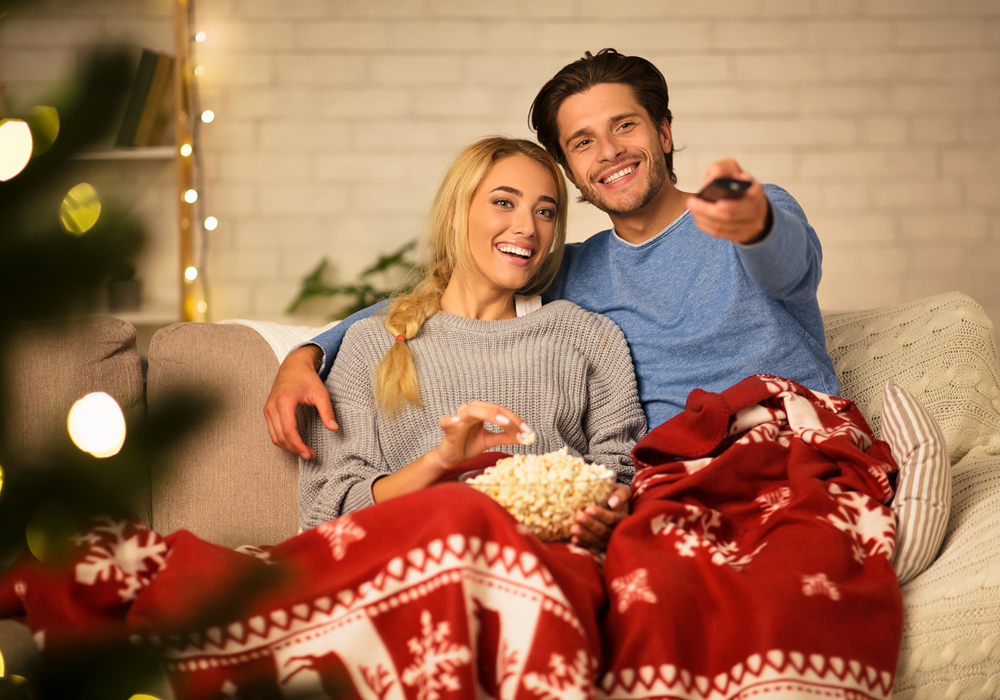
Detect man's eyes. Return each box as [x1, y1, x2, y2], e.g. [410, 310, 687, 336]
[573, 138, 592, 150]
[617, 121, 635, 131]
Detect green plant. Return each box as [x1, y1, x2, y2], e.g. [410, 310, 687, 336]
[286, 240, 419, 320]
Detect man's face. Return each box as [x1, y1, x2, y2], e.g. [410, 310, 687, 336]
[556, 83, 671, 217]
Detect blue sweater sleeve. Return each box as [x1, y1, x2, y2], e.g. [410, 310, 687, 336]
[734, 184, 823, 304]
[306, 299, 389, 380]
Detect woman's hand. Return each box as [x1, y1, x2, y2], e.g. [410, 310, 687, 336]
[430, 401, 536, 474]
[570, 483, 630, 551]
[372, 401, 533, 504]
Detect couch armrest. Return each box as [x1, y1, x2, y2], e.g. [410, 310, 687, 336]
[146, 323, 298, 547]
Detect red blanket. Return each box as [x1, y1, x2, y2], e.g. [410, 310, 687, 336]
[600, 375, 903, 699]
[0, 375, 904, 700]
[0, 483, 607, 700]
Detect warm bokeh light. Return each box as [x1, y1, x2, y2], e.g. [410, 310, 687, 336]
[28, 105, 59, 156]
[129, 695, 163, 700]
[180, 143, 193, 156]
[0, 463, 3, 497]
[184, 189, 198, 203]
[0, 645, 4, 677]
[195, 31, 206, 42]
[0, 119, 33, 181]
[197, 301, 208, 314]
[204, 216, 218, 230]
[185, 266, 198, 281]
[200, 110, 215, 123]
[59, 183, 101, 235]
[26, 501, 77, 563]
[67, 391, 126, 458]
[194, 65, 205, 76]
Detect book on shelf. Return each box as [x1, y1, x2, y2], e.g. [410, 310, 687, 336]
[115, 49, 175, 149]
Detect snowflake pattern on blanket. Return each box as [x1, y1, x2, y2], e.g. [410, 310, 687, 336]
[601, 375, 903, 700]
[0, 483, 607, 700]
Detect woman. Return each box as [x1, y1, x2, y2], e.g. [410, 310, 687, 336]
[299, 137, 647, 548]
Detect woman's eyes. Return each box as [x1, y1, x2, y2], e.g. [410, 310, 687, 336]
[492, 198, 554, 218]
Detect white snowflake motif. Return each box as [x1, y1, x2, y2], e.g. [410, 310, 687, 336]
[649, 507, 763, 570]
[74, 518, 167, 602]
[317, 515, 366, 561]
[609, 568, 658, 613]
[401, 610, 472, 700]
[523, 650, 593, 700]
[821, 487, 895, 564]
[802, 573, 840, 601]
[756, 487, 792, 524]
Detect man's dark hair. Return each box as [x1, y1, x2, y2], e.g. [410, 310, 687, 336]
[529, 48, 677, 185]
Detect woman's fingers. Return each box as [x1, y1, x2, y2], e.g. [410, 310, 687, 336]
[570, 484, 630, 550]
[445, 402, 535, 446]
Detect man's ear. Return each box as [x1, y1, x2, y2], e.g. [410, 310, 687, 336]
[659, 119, 673, 154]
[562, 162, 578, 188]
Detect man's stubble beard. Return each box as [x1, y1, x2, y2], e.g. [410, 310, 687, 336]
[576, 150, 669, 217]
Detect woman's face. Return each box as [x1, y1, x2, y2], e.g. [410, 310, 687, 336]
[463, 154, 559, 296]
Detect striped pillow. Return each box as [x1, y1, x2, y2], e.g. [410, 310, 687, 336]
[881, 378, 951, 585]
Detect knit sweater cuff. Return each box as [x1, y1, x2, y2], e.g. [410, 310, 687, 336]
[342, 475, 379, 515]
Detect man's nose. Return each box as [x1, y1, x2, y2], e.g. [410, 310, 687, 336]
[600, 134, 626, 162]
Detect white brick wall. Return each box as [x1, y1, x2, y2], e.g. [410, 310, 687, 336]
[2, 0, 999, 340]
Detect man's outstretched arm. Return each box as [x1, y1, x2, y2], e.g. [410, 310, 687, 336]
[264, 300, 389, 458]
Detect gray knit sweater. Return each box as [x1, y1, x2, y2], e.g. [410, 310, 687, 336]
[299, 300, 647, 529]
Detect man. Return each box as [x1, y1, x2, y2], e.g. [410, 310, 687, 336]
[264, 49, 839, 544]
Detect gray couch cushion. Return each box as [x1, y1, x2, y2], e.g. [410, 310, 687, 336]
[1, 316, 148, 523]
[146, 322, 299, 547]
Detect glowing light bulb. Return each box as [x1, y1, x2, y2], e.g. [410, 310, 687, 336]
[201, 110, 215, 123]
[184, 189, 198, 203]
[185, 266, 198, 281]
[194, 65, 204, 76]
[195, 31, 206, 42]
[60, 183, 101, 235]
[0, 119, 33, 181]
[67, 392, 126, 458]
[180, 143, 193, 156]
[204, 216, 218, 230]
[0, 463, 3, 497]
[0, 647, 4, 677]
[197, 301, 208, 313]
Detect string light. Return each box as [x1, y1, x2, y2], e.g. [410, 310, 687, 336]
[60, 183, 101, 235]
[204, 216, 218, 230]
[67, 392, 126, 458]
[180, 143, 193, 156]
[197, 301, 208, 313]
[185, 266, 198, 281]
[195, 31, 206, 42]
[201, 110, 215, 123]
[194, 65, 204, 76]
[0, 119, 33, 181]
[184, 189, 198, 203]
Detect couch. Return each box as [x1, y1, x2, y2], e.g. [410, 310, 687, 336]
[1, 292, 998, 698]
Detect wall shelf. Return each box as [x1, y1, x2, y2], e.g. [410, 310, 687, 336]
[72, 146, 176, 161]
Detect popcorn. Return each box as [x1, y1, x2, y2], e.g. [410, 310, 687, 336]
[464, 447, 617, 541]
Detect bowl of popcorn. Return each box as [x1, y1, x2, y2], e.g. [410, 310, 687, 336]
[461, 447, 617, 541]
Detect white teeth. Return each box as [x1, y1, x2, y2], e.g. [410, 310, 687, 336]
[497, 243, 533, 258]
[601, 165, 636, 184]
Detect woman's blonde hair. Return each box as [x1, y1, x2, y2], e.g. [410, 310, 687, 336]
[374, 136, 568, 413]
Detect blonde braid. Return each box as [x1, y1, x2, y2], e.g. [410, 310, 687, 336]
[373, 260, 450, 412]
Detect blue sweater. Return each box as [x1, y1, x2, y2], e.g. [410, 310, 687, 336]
[306, 184, 839, 429]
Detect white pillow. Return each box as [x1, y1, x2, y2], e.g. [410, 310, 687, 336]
[881, 378, 951, 585]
